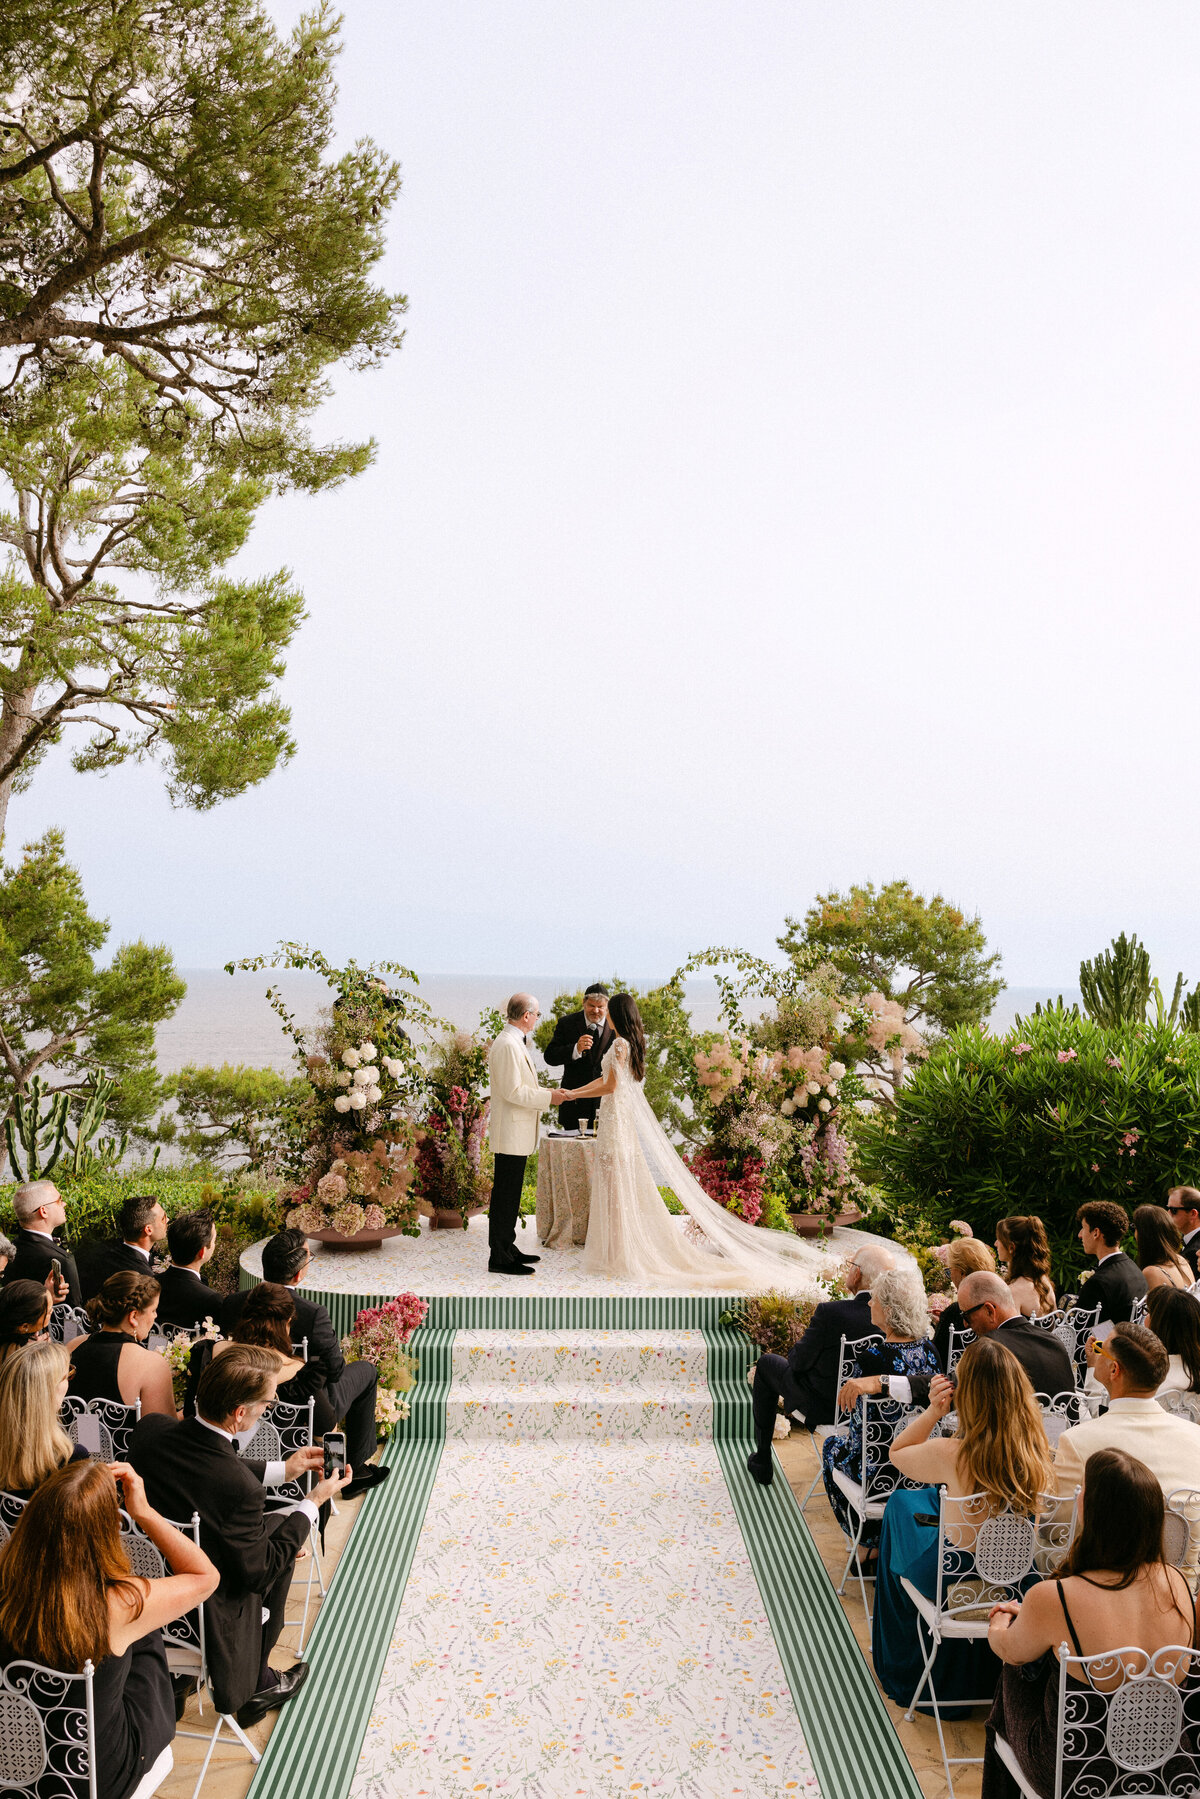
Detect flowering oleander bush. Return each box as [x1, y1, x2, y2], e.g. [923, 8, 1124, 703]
[413, 1027, 493, 1228]
[342, 1293, 428, 1429]
[861, 1009, 1200, 1289]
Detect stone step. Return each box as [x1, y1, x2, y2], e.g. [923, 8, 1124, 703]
[450, 1327, 707, 1387]
[444, 1380, 712, 1441]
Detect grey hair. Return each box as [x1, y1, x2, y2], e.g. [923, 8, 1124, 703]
[871, 1267, 932, 1340]
[506, 993, 538, 1024]
[12, 1181, 59, 1224]
[850, 1242, 894, 1287]
[0, 1234, 13, 1261]
[957, 1270, 1018, 1316]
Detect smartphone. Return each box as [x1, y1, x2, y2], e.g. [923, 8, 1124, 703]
[75, 1412, 103, 1456]
[323, 1431, 347, 1480]
[145, 1330, 170, 1355]
[946, 1371, 958, 1393]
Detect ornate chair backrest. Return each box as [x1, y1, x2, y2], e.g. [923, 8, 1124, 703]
[1162, 1487, 1200, 1575]
[48, 1305, 90, 1345]
[1128, 1294, 1148, 1328]
[258, 1397, 317, 1505]
[1159, 1389, 1200, 1427]
[118, 1513, 204, 1664]
[1053, 1641, 1200, 1798]
[0, 1488, 28, 1544]
[856, 1395, 929, 1506]
[60, 1396, 141, 1463]
[1045, 1304, 1101, 1387]
[932, 1486, 1078, 1625]
[0, 1656, 96, 1799]
[831, 1334, 876, 1432]
[1031, 1388, 1087, 1450]
[945, 1325, 975, 1373]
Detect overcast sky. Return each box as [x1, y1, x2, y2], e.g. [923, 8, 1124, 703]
[13, 2, 1200, 986]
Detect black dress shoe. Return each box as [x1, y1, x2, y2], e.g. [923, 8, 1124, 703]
[512, 1248, 541, 1263]
[746, 1452, 774, 1488]
[487, 1257, 534, 1275]
[343, 1462, 392, 1501]
[236, 1661, 310, 1728]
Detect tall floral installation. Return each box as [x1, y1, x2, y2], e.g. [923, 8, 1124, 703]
[412, 1023, 494, 1228]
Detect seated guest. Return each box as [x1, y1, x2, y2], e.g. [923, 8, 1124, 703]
[2, 1179, 81, 1305]
[157, 1209, 222, 1329]
[227, 1282, 336, 1436]
[896, 1272, 1075, 1408]
[0, 1458, 218, 1799]
[1167, 1186, 1200, 1281]
[873, 1338, 1055, 1712]
[1055, 1323, 1200, 1521]
[995, 1216, 1056, 1316]
[69, 1272, 175, 1416]
[933, 1236, 997, 1366]
[0, 1233, 13, 1276]
[0, 1339, 88, 1498]
[746, 1242, 893, 1479]
[1146, 1285, 1200, 1398]
[983, 1448, 1195, 1799]
[1073, 1201, 1147, 1322]
[1134, 1203, 1194, 1292]
[0, 1278, 51, 1369]
[80, 1194, 168, 1302]
[222, 1230, 388, 1500]
[817, 1269, 941, 1545]
[128, 1345, 350, 1726]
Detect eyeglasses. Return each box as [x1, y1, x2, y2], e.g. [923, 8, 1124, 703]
[960, 1300, 993, 1320]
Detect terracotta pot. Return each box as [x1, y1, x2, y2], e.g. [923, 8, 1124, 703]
[787, 1208, 864, 1238]
[304, 1225, 410, 1252]
[417, 1199, 487, 1232]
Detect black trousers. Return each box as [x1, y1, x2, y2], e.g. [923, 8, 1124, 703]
[325, 1360, 379, 1471]
[258, 1514, 303, 1689]
[557, 1095, 599, 1131]
[750, 1352, 818, 1465]
[489, 1152, 526, 1260]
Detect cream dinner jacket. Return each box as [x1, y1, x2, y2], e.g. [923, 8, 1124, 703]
[487, 1025, 556, 1157]
[1055, 1397, 1200, 1503]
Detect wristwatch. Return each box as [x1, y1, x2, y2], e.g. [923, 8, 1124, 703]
[879, 1375, 891, 1398]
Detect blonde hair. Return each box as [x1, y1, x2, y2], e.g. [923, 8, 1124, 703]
[0, 1340, 73, 1494]
[948, 1238, 995, 1281]
[955, 1337, 1053, 1514]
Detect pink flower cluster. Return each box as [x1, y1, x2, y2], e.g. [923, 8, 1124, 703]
[448, 1086, 469, 1113]
[859, 991, 926, 1076]
[686, 1149, 765, 1225]
[1012, 1043, 1034, 1057]
[349, 1292, 429, 1358]
[1056, 1049, 1078, 1063]
[1116, 1130, 1141, 1159]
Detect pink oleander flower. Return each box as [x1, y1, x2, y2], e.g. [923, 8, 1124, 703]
[1056, 1049, 1077, 1063]
[1122, 1130, 1140, 1145]
[1091, 1162, 1100, 1172]
[1012, 1043, 1034, 1057]
[1106, 1056, 1122, 1068]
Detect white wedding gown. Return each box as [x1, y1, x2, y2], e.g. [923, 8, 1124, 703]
[583, 1039, 837, 1294]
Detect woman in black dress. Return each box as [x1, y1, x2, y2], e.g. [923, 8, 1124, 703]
[983, 1448, 1196, 1797]
[0, 1458, 218, 1799]
[69, 1272, 176, 1416]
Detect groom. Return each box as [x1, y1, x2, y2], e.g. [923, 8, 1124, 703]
[486, 995, 568, 1276]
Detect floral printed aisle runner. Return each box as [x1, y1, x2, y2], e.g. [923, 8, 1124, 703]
[350, 1331, 819, 1799]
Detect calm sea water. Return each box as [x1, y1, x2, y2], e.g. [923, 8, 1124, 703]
[154, 972, 1080, 1073]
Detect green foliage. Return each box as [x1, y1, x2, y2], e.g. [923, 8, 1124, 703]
[0, 1163, 280, 1245]
[0, 830, 184, 1152]
[721, 1291, 818, 1355]
[0, 0, 404, 822]
[164, 1063, 299, 1166]
[535, 975, 700, 1141]
[1077, 931, 1193, 1032]
[861, 1009, 1200, 1288]
[779, 879, 1004, 1038]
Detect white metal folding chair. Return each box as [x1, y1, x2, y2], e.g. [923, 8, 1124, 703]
[1129, 1293, 1148, 1327]
[0, 1654, 97, 1799]
[799, 1332, 877, 1512]
[902, 1484, 1078, 1797]
[831, 1392, 929, 1619]
[48, 1303, 91, 1344]
[60, 1395, 142, 1461]
[241, 1395, 325, 1651]
[993, 1640, 1200, 1798]
[1163, 1485, 1200, 1589]
[1160, 1388, 1200, 1426]
[944, 1324, 975, 1372]
[1031, 1388, 1087, 1450]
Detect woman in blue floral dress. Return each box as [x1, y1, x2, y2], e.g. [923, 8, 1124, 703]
[822, 1268, 941, 1546]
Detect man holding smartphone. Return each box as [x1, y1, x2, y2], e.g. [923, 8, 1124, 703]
[3, 1180, 81, 1307]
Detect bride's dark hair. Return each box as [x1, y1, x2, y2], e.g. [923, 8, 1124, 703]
[607, 993, 645, 1081]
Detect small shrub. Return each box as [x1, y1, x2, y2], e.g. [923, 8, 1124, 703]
[724, 1291, 817, 1355]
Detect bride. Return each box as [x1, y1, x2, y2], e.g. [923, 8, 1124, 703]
[567, 992, 836, 1292]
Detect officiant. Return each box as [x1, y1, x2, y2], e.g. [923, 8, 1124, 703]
[543, 984, 614, 1130]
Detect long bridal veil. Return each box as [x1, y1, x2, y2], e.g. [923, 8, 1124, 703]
[626, 1078, 842, 1292]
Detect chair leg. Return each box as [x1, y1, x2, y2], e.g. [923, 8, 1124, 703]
[178, 1709, 262, 1799]
[904, 1616, 938, 1722]
[837, 1509, 864, 1596]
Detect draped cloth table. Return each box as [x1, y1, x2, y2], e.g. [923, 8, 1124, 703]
[536, 1135, 596, 1247]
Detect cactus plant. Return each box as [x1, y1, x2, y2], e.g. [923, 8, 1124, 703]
[1079, 933, 1156, 1028]
[5, 1074, 129, 1181]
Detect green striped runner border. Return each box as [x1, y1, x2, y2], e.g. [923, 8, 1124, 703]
[704, 1324, 924, 1799]
[245, 1325, 455, 1799]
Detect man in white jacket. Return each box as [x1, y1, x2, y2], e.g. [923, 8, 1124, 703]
[486, 995, 567, 1275]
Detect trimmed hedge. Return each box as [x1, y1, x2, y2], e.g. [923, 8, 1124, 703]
[861, 1011, 1200, 1288]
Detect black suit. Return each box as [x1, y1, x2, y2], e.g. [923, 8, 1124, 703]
[128, 1413, 311, 1713]
[2, 1228, 81, 1306]
[543, 1010, 615, 1129]
[909, 1315, 1077, 1406]
[157, 1265, 224, 1330]
[1075, 1251, 1148, 1325]
[78, 1238, 162, 1303]
[750, 1290, 882, 1462]
[221, 1287, 377, 1470]
[1183, 1233, 1200, 1282]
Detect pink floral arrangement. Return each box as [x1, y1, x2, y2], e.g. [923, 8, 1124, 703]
[686, 1149, 765, 1225]
[342, 1293, 429, 1429]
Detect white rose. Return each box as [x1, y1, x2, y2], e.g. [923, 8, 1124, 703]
[366, 1084, 383, 1103]
[780, 1098, 795, 1116]
[384, 1057, 402, 1079]
[337, 1070, 352, 1087]
[348, 1089, 368, 1110]
[360, 1041, 377, 1058]
[829, 1062, 847, 1080]
[794, 1089, 809, 1105]
[342, 1048, 361, 1068]
[826, 1082, 839, 1096]
[818, 1098, 831, 1113]
[359, 1065, 379, 1083]
[353, 1068, 372, 1087]
[807, 1081, 821, 1096]
[333, 1096, 352, 1114]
